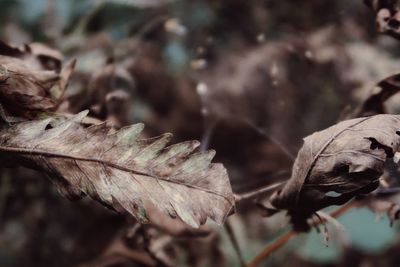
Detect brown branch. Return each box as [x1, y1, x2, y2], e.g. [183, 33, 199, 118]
[245, 200, 361, 267]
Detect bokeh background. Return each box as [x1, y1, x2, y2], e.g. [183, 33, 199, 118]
[1, 0, 400, 266]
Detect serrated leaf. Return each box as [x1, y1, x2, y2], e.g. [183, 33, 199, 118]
[0, 112, 235, 227]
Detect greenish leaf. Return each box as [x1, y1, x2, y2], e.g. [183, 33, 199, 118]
[0, 111, 235, 227]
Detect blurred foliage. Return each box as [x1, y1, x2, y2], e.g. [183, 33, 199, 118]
[2, 0, 400, 266]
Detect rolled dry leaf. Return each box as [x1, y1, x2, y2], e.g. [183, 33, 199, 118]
[260, 114, 400, 231]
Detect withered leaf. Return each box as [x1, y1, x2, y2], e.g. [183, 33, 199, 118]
[0, 111, 234, 227]
[0, 40, 24, 58]
[364, 0, 400, 39]
[0, 55, 75, 120]
[357, 73, 400, 116]
[261, 114, 400, 231]
[27, 42, 64, 72]
[0, 40, 63, 72]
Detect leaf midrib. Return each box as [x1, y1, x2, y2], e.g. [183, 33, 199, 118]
[0, 145, 233, 204]
[294, 116, 372, 205]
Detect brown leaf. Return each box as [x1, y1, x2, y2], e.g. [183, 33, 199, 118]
[0, 55, 75, 119]
[365, 0, 400, 39]
[261, 114, 400, 231]
[0, 40, 63, 72]
[87, 59, 116, 117]
[27, 42, 64, 72]
[0, 40, 24, 58]
[0, 111, 235, 227]
[357, 73, 400, 116]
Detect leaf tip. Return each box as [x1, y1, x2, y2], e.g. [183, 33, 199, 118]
[74, 110, 89, 122]
[207, 149, 216, 159]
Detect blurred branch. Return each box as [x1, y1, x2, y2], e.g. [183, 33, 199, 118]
[245, 200, 362, 267]
[72, 1, 106, 36]
[225, 219, 246, 267]
[242, 119, 296, 161]
[0, 171, 11, 226]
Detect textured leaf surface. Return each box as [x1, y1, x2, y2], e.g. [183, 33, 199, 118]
[262, 114, 400, 231]
[0, 111, 234, 227]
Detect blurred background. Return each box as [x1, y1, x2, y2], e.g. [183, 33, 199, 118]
[1, 0, 400, 266]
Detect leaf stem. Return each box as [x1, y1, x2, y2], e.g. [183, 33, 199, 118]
[234, 181, 286, 202]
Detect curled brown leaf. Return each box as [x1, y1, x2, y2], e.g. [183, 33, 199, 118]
[260, 114, 400, 231]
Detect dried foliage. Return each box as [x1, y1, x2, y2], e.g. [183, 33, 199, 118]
[4, 1, 400, 266]
[0, 32, 234, 232]
[261, 114, 400, 231]
[0, 41, 75, 120]
[365, 0, 400, 39]
[0, 111, 234, 227]
[357, 73, 400, 116]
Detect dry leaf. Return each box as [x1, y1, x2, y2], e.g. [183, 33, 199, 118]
[27, 42, 64, 72]
[0, 40, 63, 72]
[261, 114, 400, 231]
[0, 111, 234, 227]
[86, 59, 116, 116]
[0, 55, 75, 120]
[357, 73, 400, 116]
[365, 0, 400, 39]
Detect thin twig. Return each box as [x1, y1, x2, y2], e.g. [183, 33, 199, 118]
[241, 119, 296, 161]
[225, 219, 246, 267]
[246, 231, 295, 267]
[375, 187, 400, 194]
[234, 181, 286, 202]
[71, 1, 105, 36]
[245, 200, 361, 267]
